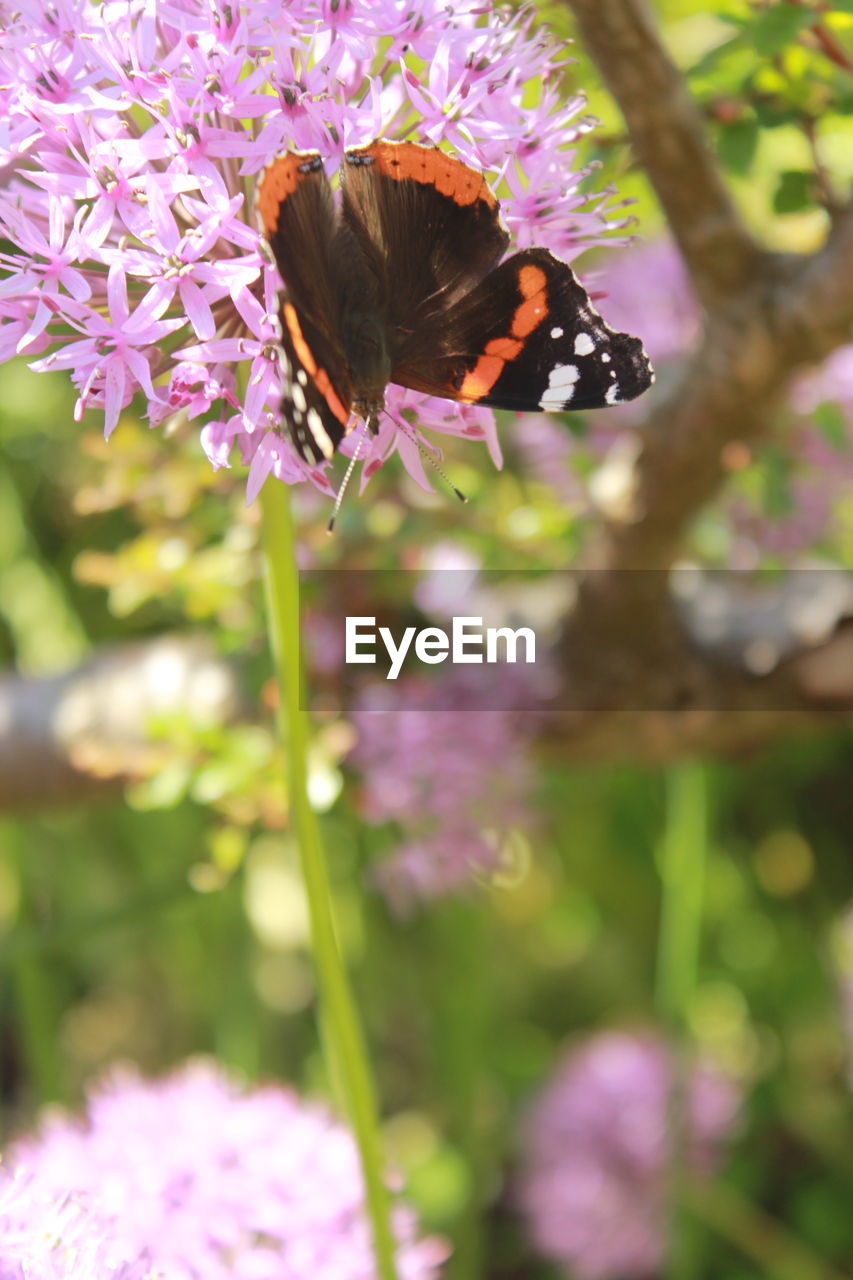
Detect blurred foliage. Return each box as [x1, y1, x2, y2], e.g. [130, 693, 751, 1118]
[544, 0, 853, 248]
[1, 1, 853, 1278]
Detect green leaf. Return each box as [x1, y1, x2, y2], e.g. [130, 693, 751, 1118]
[773, 169, 814, 213]
[717, 118, 760, 174]
[825, 0, 853, 11]
[688, 32, 748, 79]
[761, 448, 794, 518]
[812, 402, 847, 450]
[753, 98, 802, 128]
[750, 3, 814, 56]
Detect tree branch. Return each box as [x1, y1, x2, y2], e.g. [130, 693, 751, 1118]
[550, 2, 853, 751]
[565, 0, 761, 305]
[0, 635, 242, 812]
[586, 206, 853, 577]
[1, 575, 851, 813]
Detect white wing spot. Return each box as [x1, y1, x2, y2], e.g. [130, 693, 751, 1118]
[539, 362, 579, 411]
[296, 368, 308, 386]
[601, 352, 611, 363]
[574, 332, 595, 356]
[605, 383, 622, 405]
[307, 407, 334, 460]
[291, 382, 307, 413]
[550, 326, 564, 339]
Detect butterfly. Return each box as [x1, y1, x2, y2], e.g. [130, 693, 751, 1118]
[255, 140, 653, 465]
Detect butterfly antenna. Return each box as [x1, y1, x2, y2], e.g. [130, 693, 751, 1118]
[327, 431, 366, 533]
[389, 411, 467, 505]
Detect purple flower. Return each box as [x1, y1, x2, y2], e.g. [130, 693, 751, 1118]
[592, 238, 700, 369]
[0, 1172, 153, 1280]
[518, 1030, 740, 1280]
[352, 666, 539, 912]
[594, 237, 853, 427]
[6, 1059, 446, 1280]
[0, 0, 623, 499]
[512, 413, 589, 508]
[586, 238, 853, 559]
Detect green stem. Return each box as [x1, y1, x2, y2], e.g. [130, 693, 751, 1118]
[2, 821, 64, 1103]
[429, 897, 491, 1280]
[655, 762, 709, 1280]
[680, 1177, 849, 1280]
[656, 763, 707, 1027]
[259, 480, 398, 1280]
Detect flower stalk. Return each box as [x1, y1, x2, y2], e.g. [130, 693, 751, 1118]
[259, 478, 398, 1280]
[655, 761, 709, 1280]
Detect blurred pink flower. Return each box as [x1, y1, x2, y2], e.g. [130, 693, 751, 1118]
[0, 0, 624, 499]
[0, 1171, 152, 1280]
[583, 238, 853, 559]
[518, 1030, 740, 1280]
[352, 671, 538, 911]
[592, 238, 700, 368]
[7, 1059, 445, 1280]
[512, 413, 589, 508]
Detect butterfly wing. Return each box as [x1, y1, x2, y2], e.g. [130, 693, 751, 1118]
[391, 247, 654, 412]
[276, 299, 353, 463]
[256, 152, 353, 462]
[342, 141, 510, 344]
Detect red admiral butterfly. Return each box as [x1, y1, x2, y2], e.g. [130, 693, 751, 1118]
[256, 140, 653, 466]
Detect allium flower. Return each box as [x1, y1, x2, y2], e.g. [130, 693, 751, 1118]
[0, 0, 623, 498]
[6, 1059, 445, 1280]
[592, 238, 700, 369]
[594, 238, 853, 423]
[518, 1030, 740, 1280]
[352, 671, 537, 911]
[0, 1172, 152, 1280]
[512, 412, 588, 507]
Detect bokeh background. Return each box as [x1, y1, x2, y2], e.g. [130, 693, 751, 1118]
[1, 0, 852, 1277]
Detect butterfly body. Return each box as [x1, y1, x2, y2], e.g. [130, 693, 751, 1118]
[256, 141, 653, 464]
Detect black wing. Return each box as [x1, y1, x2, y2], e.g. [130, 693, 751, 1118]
[276, 299, 353, 463]
[256, 151, 353, 462]
[390, 247, 654, 412]
[341, 140, 510, 363]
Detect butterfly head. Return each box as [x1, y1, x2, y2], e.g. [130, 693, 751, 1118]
[352, 394, 385, 436]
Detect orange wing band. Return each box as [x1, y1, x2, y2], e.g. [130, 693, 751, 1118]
[256, 152, 322, 235]
[365, 141, 497, 209]
[282, 303, 350, 427]
[458, 264, 548, 401]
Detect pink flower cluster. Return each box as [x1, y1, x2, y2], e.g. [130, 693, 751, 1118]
[519, 1030, 740, 1280]
[352, 672, 537, 911]
[0, 0, 621, 498]
[4, 1059, 445, 1280]
[0, 1172, 153, 1280]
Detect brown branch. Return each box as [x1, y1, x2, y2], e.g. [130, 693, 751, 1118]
[549, 208, 853, 751]
[810, 21, 853, 74]
[3, 573, 851, 810]
[564, 0, 761, 305]
[545, 3, 853, 760]
[0, 635, 242, 812]
[549, 572, 853, 762]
